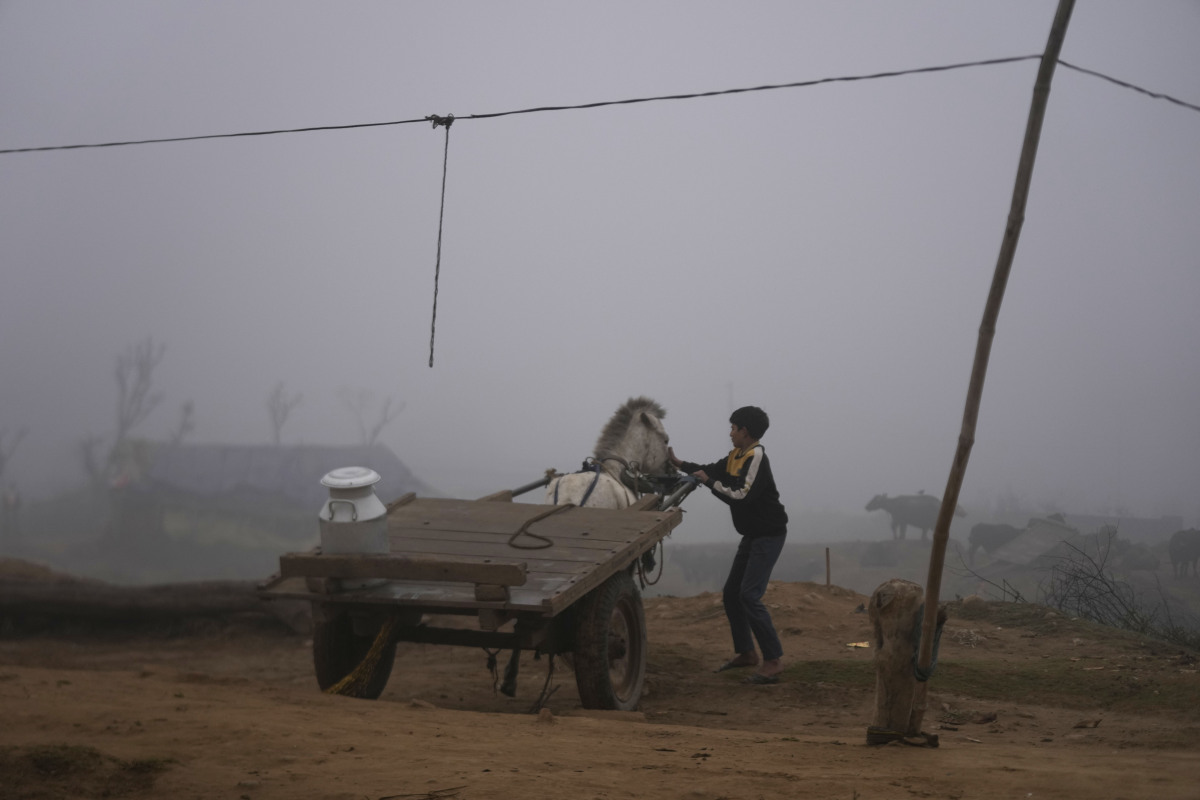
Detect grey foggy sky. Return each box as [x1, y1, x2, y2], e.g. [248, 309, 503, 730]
[1, 1, 1198, 538]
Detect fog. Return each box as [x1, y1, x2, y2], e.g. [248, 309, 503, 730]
[2, 2, 1198, 543]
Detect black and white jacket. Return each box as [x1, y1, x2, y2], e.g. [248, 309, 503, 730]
[680, 443, 788, 539]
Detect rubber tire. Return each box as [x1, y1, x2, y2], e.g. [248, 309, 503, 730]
[573, 570, 646, 711]
[311, 605, 396, 700]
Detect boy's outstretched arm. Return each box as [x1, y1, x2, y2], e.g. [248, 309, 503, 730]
[669, 448, 715, 485]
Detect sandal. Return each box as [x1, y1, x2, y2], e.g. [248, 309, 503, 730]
[743, 673, 780, 685]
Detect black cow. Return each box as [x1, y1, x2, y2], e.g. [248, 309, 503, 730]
[967, 523, 1023, 565]
[1168, 529, 1200, 578]
[865, 492, 966, 541]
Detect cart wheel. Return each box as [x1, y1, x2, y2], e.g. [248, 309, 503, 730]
[573, 570, 646, 711]
[311, 604, 396, 700]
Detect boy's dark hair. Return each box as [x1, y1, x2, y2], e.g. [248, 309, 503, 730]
[729, 406, 770, 440]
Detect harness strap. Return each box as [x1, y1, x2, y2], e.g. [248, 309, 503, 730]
[578, 463, 603, 507]
[553, 460, 606, 507]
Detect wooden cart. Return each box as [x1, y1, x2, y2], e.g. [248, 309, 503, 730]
[258, 476, 695, 711]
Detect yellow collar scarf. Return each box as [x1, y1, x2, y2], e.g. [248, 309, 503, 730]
[724, 441, 760, 476]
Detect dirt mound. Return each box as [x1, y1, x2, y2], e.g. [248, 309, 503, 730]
[2, 575, 1199, 798]
[0, 743, 169, 799]
[0, 557, 94, 584]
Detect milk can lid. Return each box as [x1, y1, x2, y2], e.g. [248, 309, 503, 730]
[320, 466, 382, 489]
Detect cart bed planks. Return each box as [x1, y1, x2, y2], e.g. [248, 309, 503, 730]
[261, 495, 683, 616]
[259, 480, 694, 708]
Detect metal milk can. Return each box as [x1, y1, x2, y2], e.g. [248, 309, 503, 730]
[318, 466, 389, 589]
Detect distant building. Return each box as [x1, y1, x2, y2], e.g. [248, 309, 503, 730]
[985, 510, 1183, 549]
[979, 510, 1177, 573]
[108, 441, 437, 541]
[987, 515, 1081, 566]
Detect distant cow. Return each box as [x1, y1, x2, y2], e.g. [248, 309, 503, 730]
[967, 523, 1023, 565]
[865, 492, 966, 541]
[1116, 544, 1160, 573]
[1168, 529, 1200, 578]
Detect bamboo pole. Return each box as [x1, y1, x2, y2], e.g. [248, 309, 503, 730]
[908, 0, 1076, 737]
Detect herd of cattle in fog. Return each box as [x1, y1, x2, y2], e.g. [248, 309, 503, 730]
[865, 492, 1200, 579]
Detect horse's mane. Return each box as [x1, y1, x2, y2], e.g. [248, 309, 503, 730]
[594, 396, 667, 457]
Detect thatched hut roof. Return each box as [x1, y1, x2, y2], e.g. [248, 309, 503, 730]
[130, 442, 435, 508]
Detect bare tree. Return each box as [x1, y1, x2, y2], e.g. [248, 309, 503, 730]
[951, 537, 1200, 650]
[268, 382, 303, 446]
[78, 434, 106, 490]
[1040, 539, 1200, 647]
[0, 426, 28, 483]
[76, 337, 167, 488]
[337, 387, 405, 447]
[115, 338, 165, 445]
[167, 400, 196, 447]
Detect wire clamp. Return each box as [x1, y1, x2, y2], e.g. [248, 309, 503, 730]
[425, 114, 455, 129]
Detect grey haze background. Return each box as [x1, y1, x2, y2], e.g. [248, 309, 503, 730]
[1, 1, 1197, 542]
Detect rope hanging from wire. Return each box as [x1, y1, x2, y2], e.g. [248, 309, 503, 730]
[426, 114, 454, 368]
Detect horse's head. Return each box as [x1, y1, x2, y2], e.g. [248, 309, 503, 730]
[865, 493, 888, 512]
[595, 396, 671, 476]
[633, 407, 671, 475]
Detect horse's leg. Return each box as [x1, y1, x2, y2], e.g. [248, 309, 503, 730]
[500, 647, 521, 697]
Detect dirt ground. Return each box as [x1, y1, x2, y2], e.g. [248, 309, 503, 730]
[2, 563, 1199, 800]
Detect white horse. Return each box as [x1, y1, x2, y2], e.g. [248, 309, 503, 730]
[503, 396, 671, 699]
[545, 396, 672, 508]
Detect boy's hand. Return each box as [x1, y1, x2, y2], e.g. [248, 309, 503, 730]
[692, 470, 709, 484]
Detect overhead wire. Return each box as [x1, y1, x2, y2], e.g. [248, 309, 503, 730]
[1, 54, 1195, 156]
[4, 53, 1194, 370]
[1057, 60, 1200, 113]
[457, 54, 1044, 120]
[0, 117, 431, 154]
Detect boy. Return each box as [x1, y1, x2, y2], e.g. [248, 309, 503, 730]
[668, 406, 788, 684]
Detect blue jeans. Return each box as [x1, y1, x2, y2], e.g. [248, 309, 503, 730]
[723, 534, 786, 661]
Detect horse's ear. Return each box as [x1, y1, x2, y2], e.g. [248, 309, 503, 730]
[639, 410, 667, 437]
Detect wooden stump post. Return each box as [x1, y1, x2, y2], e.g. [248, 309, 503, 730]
[867, 578, 944, 746]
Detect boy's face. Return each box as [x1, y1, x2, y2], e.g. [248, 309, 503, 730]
[729, 424, 755, 450]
